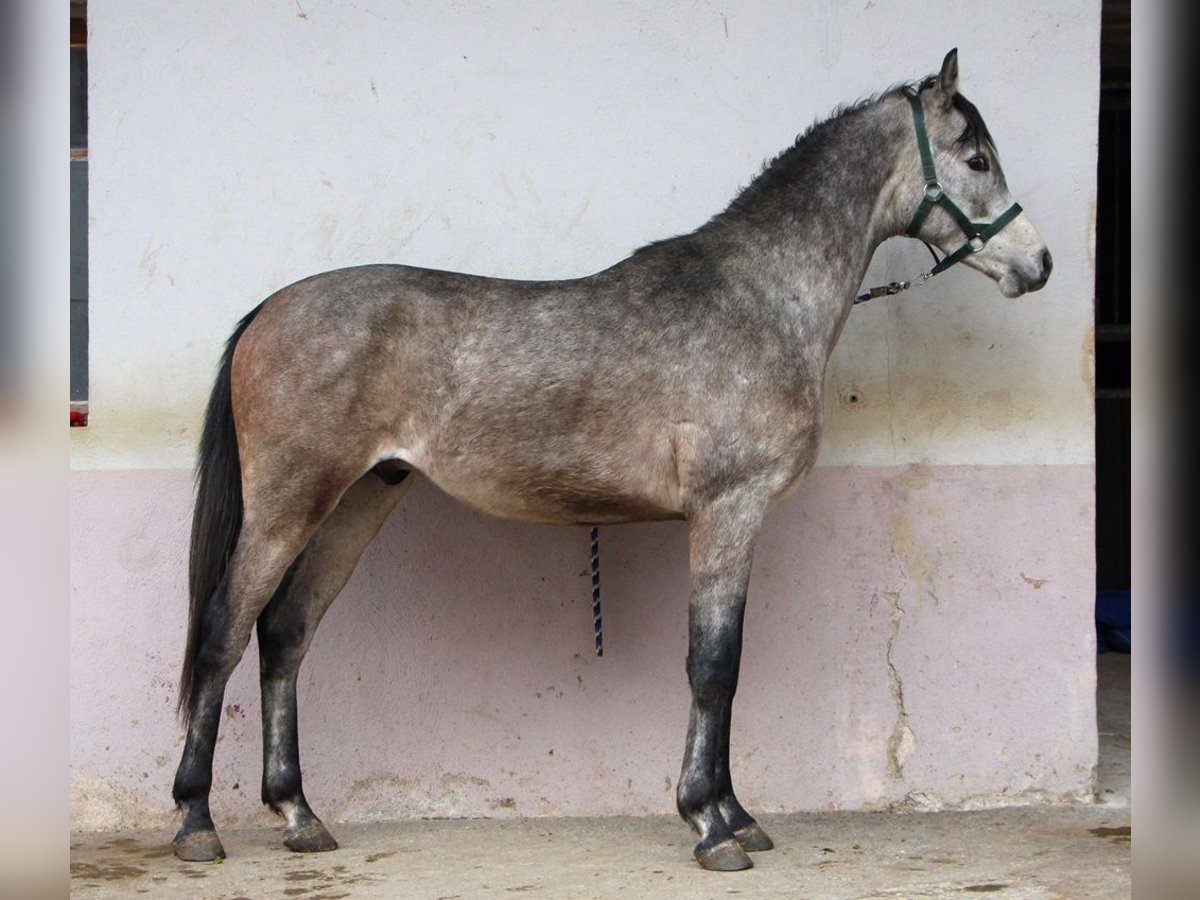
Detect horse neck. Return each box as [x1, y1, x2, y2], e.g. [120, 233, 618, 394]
[700, 94, 913, 345]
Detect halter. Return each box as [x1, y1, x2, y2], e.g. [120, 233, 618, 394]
[855, 88, 1023, 304]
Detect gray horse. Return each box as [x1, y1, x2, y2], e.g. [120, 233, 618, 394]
[172, 50, 1051, 870]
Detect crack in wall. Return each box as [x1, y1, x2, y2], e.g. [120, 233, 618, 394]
[881, 590, 915, 779]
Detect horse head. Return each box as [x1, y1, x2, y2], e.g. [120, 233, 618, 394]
[902, 49, 1053, 298]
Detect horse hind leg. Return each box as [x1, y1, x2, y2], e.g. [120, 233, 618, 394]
[172, 466, 367, 861]
[172, 520, 318, 860]
[256, 468, 413, 853]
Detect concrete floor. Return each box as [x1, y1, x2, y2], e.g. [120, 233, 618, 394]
[69, 655, 1131, 899]
[1094, 651, 1131, 810]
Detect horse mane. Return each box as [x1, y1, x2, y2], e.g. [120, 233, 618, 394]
[720, 78, 997, 220]
[629, 77, 995, 258]
[712, 86, 906, 225]
[627, 91, 895, 260]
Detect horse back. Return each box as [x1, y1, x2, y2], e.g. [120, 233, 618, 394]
[230, 261, 822, 523]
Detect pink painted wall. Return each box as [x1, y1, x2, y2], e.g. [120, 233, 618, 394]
[70, 464, 1096, 831]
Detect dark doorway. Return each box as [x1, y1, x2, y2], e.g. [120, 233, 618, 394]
[1094, 1, 1130, 639]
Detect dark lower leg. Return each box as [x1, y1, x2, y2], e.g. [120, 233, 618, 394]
[715, 701, 773, 851]
[252, 473, 411, 852]
[258, 671, 337, 851]
[257, 592, 337, 853]
[172, 683, 226, 859]
[676, 602, 751, 870]
[172, 583, 238, 862]
[676, 495, 765, 871]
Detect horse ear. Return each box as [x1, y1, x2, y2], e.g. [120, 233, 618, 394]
[935, 48, 959, 109]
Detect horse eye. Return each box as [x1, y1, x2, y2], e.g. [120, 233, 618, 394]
[967, 155, 990, 172]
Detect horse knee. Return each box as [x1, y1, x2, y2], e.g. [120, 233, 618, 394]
[173, 762, 211, 806]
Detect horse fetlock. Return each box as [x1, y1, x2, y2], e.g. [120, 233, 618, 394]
[677, 789, 740, 852]
[675, 776, 713, 826]
[261, 766, 303, 809]
[269, 796, 338, 853]
[173, 762, 213, 800]
[716, 793, 755, 829]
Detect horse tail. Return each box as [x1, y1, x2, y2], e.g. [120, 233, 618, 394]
[177, 303, 264, 726]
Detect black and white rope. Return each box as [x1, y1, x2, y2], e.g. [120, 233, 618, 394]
[589, 526, 603, 656]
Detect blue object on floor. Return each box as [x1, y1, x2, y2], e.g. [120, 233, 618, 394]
[1096, 589, 1130, 654]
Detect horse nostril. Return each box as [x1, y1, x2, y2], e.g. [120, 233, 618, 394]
[1041, 249, 1053, 277]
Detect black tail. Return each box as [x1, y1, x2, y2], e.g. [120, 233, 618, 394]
[177, 304, 264, 726]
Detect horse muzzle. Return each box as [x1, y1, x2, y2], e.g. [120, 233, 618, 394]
[997, 246, 1053, 298]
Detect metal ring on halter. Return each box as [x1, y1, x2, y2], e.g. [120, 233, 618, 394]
[968, 235, 985, 252]
[924, 182, 943, 201]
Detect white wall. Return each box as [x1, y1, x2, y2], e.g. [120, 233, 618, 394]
[70, 1, 1100, 832]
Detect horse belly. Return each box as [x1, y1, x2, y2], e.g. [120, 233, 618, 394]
[412, 438, 684, 526]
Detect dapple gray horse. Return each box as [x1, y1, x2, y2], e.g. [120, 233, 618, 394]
[172, 50, 1051, 870]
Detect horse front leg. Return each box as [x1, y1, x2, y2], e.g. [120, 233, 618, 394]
[676, 493, 766, 871]
[715, 701, 774, 851]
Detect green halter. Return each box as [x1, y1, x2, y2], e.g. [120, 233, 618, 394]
[856, 89, 1026, 305]
[903, 88, 1023, 276]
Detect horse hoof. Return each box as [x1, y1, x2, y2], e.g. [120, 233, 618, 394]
[172, 830, 226, 862]
[695, 838, 753, 871]
[734, 822, 775, 852]
[284, 821, 339, 853]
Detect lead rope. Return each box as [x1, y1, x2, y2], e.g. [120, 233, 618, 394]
[854, 242, 941, 305]
[589, 526, 603, 656]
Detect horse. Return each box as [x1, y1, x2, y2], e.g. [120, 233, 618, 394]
[171, 49, 1052, 871]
